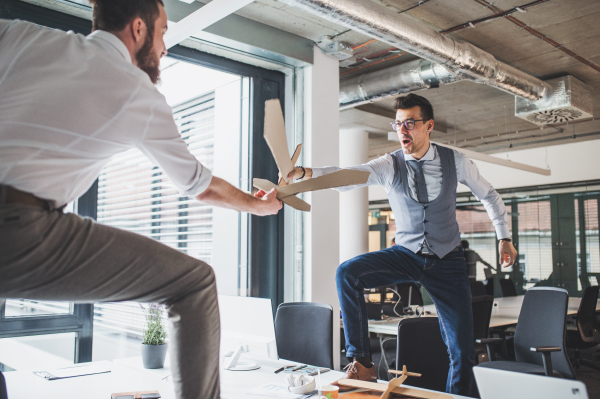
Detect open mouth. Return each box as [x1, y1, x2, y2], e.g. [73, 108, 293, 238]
[401, 138, 412, 146]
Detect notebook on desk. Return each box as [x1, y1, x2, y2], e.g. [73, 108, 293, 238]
[474, 367, 588, 399]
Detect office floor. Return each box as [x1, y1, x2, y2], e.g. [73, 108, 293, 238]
[571, 345, 600, 399]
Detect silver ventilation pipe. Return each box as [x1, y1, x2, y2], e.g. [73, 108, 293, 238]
[339, 59, 458, 109]
[282, 0, 553, 102]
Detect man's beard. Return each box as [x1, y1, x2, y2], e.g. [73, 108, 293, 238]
[136, 31, 160, 84]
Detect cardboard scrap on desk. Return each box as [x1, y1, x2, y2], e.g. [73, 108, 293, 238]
[334, 380, 451, 399]
[111, 390, 160, 399]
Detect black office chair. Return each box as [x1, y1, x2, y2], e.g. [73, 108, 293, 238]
[274, 302, 333, 368]
[472, 295, 494, 364]
[396, 317, 449, 392]
[469, 281, 487, 297]
[567, 285, 600, 371]
[499, 278, 518, 297]
[0, 370, 7, 399]
[476, 287, 575, 378]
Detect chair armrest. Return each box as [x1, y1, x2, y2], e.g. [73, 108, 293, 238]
[530, 346, 561, 353]
[476, 338, 503, 345]
[530, 347, 561, 376]
[476, 338, 507, 361]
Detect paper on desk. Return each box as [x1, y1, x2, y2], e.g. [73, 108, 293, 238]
[246, 383, 313, 399]
[33, 361, 111, 380]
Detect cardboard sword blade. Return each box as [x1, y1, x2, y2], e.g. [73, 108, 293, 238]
[253, 178, 311, 212]
[275, 169, 370, 198]
[264, 99, 294, 184]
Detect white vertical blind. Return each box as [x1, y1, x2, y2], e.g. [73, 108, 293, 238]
[94, 92, 217, 337]
[97, 92, 216, 263]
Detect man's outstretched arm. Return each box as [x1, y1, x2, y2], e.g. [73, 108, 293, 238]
[197, 177, 281, 216]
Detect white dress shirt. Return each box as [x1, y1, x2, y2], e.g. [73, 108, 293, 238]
[0, 20, 212, 207]
[312, 143, 510, 239]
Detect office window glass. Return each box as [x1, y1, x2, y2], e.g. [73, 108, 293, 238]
[517, 200, 552, 287]
[576, 198, 600, 289]
[456, 205, 507, 280]
[91, 57, 249, 362]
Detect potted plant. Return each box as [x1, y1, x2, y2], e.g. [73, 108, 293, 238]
[140, 303, 168, 369]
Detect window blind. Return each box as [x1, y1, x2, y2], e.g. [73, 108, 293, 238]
[93, 92, 216, 338]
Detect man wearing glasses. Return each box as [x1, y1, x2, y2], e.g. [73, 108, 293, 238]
[284, 93, 517, 395]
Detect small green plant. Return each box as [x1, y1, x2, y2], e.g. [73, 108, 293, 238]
[140, 303, 167, 345]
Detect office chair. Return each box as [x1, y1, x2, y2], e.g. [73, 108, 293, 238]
[499, 278, 518, 297]
[274, 302, 333, 369]
[396, 317, 449, 392]
[567, 285, 600, 371]
[0, 370, 7, 399]
[476, 287, 575, 378]
[472, 295, 494, 364]
[469, 280, 488, 297]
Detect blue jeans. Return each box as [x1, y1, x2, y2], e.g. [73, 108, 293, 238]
[336, 245, 475, 396]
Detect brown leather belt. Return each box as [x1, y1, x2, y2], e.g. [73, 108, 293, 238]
[0, 185, 51, 210]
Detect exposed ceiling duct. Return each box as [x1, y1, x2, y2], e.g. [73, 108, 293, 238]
[339, 59, 458, 109]
[515, 75, 593, 126]
[282, 0, 553, 102]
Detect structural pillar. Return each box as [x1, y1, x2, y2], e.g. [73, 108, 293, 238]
[303, 45, 341, 369]
[339, 128, 369, 263]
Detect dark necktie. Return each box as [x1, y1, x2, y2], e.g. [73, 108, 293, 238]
[408, 160, 428, 203]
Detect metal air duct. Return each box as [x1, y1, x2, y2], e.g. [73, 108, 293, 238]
[282, 0, 553, 101]
[339, 59, 457, 108]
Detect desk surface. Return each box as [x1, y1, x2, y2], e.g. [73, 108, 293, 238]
[4, 356, 471, 399]
[365, 295, 600, 335]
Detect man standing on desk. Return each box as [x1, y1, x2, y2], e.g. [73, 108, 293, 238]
[0, 1, 281, 399]
[284, 94, 517, 395]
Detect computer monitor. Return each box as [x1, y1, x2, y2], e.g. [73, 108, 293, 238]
[218, 295, 278, 369]
[474, 367, 588, 399]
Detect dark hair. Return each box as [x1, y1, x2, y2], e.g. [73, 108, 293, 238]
[89, 0, 164, 36]
[393, 93, 434, 122]
[461, 240, 469, 249]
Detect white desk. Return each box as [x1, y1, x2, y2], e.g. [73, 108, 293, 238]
[364, 295, 600, 336]
[4, 355, 471, 399]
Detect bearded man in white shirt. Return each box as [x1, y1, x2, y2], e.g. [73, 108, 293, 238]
[285, 94, 518, 396]
[0, 1, 281, 398]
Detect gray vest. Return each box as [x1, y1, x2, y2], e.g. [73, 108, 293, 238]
[390, 145, 461, 258]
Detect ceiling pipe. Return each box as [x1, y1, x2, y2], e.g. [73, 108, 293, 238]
[281, 0, 553, 103]
[339, 59, 459, 109]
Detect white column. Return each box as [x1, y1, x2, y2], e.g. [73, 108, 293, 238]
[303, 45, 341, 370]
[339, 128, 369, 263]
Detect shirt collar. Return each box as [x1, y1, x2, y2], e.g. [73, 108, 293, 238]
[87, 30, 132, 64]
[404, 143, 437, 162]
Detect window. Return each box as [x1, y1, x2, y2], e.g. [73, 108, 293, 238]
[456, 205, 509, 280]
[91, 57, 250, 361]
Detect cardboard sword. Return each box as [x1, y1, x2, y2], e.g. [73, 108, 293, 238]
[254, 99, 370, 212]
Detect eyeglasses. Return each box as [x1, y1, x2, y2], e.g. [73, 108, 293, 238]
[390, 119, 425, 131]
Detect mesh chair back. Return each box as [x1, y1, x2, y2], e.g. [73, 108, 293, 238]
[469, 281, 487, 297]
[577, 285, 600, 343]
[472, 295, 494, 340]
[0, 370, 7, 399]
[499, 278, 518, 297]
[514, 287, 574, 379]
[274, 302, 333, 368]
[396, 317, 449, 392]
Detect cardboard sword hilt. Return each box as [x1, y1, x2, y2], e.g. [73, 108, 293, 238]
[256, 99, 370, 212]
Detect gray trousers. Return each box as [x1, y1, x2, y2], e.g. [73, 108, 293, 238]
[0, 203, 220, 399]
